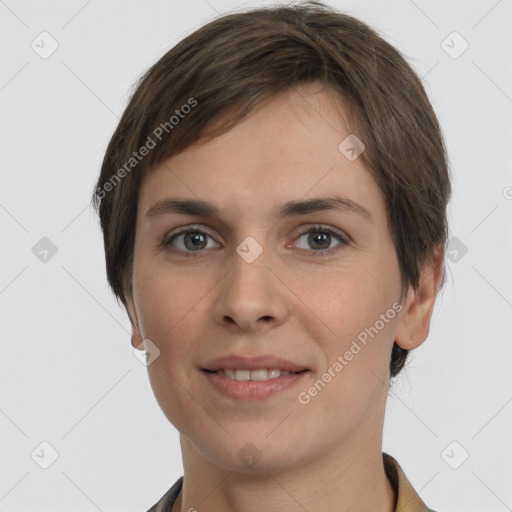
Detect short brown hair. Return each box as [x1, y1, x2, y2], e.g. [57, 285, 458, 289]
[91, 0, 451, 378]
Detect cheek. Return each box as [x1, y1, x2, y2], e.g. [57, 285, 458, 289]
[134, 270, 212, 431]
[134, 261, 208, 342]
[295, 259, 399, 377]
[298, 273, 397, 423]
[297, 259, 394, 328]
[133, 264, 221, 375]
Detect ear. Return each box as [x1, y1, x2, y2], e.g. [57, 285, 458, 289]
[394, 247, 444, 350]
[125, 293, 144, 351]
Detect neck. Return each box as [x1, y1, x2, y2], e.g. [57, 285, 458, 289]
[175, 435, 395, 512]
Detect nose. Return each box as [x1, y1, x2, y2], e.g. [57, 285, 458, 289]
[212, 246, 290, 333]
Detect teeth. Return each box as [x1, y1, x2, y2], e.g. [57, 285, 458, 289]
[216, 369, 295, 381]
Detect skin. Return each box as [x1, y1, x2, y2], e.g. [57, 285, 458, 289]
[126, 82, 444, 512]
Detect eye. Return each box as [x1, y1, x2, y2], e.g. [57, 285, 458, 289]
[161, 225, 348, 257]
[162, 228, 220, 254]
[293, 226, 348, 255]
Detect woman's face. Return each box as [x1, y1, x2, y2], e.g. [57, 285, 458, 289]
[128, 84, 410, 472]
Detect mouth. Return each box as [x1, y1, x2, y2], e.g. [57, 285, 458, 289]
[201, 354, 310, 399]
[202, 368, 309, 381]
[201, 368, 310, 400]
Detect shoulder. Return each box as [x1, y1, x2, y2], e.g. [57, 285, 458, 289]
[145, 476, 183, 512]
[383, 452, 440, 512]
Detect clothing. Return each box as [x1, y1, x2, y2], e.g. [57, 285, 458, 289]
[146, 452, 438, 512]
[383, 453, 439, 512]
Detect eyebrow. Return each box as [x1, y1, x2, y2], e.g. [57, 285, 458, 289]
[144, 195, 373, 223]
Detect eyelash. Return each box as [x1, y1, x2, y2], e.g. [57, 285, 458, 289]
[293, 225, 348, 256]
[161, 224, 349, 258]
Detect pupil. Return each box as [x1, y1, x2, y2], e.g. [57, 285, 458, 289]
[185, 233, 206, 250]
[309, 232, 330, 250]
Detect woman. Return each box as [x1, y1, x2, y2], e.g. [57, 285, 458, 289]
[92, 2, 450, 511]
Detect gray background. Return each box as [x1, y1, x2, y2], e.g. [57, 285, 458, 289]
[1, 0, 511, 511]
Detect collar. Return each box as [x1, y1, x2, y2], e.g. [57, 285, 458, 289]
[383, 452, 434, 511]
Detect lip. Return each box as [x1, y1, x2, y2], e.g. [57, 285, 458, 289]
[201, 354, 308, 372]
[202, 370, 309, 400]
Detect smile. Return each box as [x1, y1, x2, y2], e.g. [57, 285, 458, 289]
[206, 368, 307, 381]
[202, 369, 309, 400]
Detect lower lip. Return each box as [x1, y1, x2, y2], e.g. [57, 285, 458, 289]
[202, 370, 309, 400]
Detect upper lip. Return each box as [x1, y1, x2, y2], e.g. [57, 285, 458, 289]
[202, 355, 309, 372]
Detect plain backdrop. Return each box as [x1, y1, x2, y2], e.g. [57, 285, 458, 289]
[1, 1, 511, 511]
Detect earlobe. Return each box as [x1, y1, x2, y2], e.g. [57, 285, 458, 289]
[131, 328, 144, 350]
[126, 295, 144, 350]
[394, 249, 444, 351]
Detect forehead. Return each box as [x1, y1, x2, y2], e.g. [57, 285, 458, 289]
[137, 84, 385, 226]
